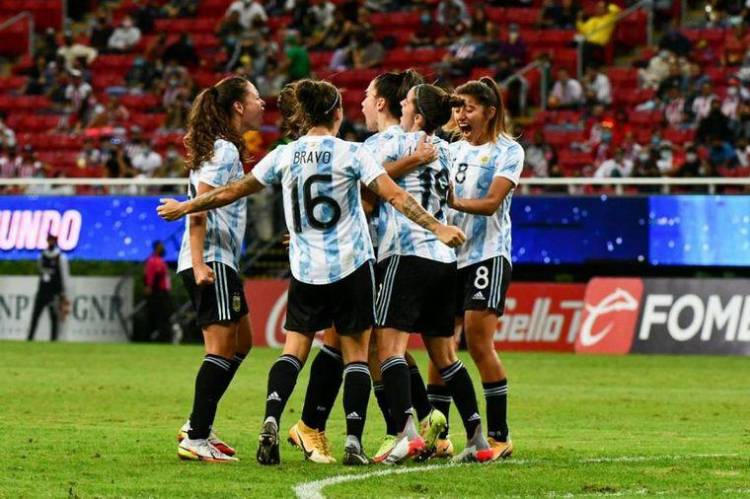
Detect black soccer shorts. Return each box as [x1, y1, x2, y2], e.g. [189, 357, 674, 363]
[180, 261, 248, 326]
[456, 255, 512, 316]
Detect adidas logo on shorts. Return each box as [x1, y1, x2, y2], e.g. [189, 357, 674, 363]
[267, 391, 282, 402]
[468, 412, 481, 422]
[346, 411, 362, 420]
[472, 291, 485, 300]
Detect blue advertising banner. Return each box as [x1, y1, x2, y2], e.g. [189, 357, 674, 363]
[1, 195, 748, 266]
[0, 196, 185, 261]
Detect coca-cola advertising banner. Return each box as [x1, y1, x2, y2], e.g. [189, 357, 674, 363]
[576, 278, 750, 356]
[244, 280, 585, 352]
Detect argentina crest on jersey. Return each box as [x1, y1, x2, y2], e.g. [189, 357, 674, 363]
[449, 137, 524, 269]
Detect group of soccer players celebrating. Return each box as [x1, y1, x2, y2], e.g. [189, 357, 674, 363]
[157, 68, 524, 467]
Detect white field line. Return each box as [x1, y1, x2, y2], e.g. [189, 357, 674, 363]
[293, 453, 743, 499]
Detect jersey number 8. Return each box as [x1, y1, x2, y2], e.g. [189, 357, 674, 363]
[292, 174, 342, 232]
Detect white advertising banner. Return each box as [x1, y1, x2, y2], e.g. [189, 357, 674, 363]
[0, 276, 132, 342]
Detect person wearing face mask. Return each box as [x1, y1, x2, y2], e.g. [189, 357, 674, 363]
[107, 15, 142, 52]
[143, 241, 174, 343]
[722, 80, 742, 120]
[226, 0, 268, 30]
[131, 139, 163, 177]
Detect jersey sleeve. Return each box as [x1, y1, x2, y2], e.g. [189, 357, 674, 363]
[354, 146, 386, 185]
[197, 141, 239, 187]
[494, 142, 525, 186]
[251, 146, 282, 186]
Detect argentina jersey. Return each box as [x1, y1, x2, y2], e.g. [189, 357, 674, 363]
[449, 136, 525, 269]
[253, 135, 386, 285]
[377, 132, 456, 264]
[361, 124, 405, 248]
[177, 139, 247, 273]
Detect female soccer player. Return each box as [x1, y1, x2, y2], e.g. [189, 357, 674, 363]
[446, 77, 524, 461]
[359, 70, 445, 463]
[372, 83, 497, 464]
[157, 79, 466, 466]
[174, 76, 265, 463]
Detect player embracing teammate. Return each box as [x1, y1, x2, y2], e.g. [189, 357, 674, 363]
[158, 73, 522, 465]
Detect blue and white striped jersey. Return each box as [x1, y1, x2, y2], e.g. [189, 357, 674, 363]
[177, 139, 247, 273]
[448, 136, 525, 269]
[253, 135, 386, 285]
[362, 124, 405, 248]
[377, 132, 456, 264]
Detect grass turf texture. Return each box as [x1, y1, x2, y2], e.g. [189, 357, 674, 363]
[2, 342, 748, 498]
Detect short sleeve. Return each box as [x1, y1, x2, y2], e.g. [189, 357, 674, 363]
[494, 142, 525, 186]
[355, 146, 386, 186]
[252, 145, 282, 186]
[198, 140, 239, 187]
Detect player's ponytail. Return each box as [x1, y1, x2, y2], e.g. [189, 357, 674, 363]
[278, 81, 307, 139]
[185, 76, 250, 170]
[454, 77, 511, 141]
[294, 79, 341, 128]
[412, 84, 464, 135]
[374, 69, 425, 118]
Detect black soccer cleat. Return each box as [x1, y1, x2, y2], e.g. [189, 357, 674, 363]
[257, 419, 280, 465]
[342, 435, 371, 466]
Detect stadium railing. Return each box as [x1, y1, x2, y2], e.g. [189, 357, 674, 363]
[3, 177, 750, 196]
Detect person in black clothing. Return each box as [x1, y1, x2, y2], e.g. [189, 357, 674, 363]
[27, 235, 70, 341]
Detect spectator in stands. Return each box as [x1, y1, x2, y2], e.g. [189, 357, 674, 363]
[737, 50, 750, 82]
[57, 33, 98, 72]
[162, 62, 192, 130]
[722, 79, 742, 120]
[697, 98, 733, 144]
[576, 1, 621, 68]
[162, 0, 198, 17]
[639, 50, 673, 90]
[88, 95, 130, 129]
[539, 0, 581, 29]
[217, 10, 245, 53]
[17, 145, 49, 179]
[65, 69, 93, 131]
[662, 84, 687, 128]
[126, 56, 159, 92]
[707, 136, 738, 169]
[736, 136, 749, 168]
[692, 82, 717, 122]
[548, 68, 584, 109]
[352, 28, 384, 70]
[438, 33, 483, 77]
[22, 56, 51, 95]
[675, 145, 706, 177]
[283, 30, 312, 79]
[409, 6, 436, 47]
[132, 0, 161, 34]
[77, 138, 102, 168]
[632, 147, 661, 178]
[108, 16, 142, 52]
[104, 137, 136, 178]
[595, 148, 633, 178]
[655, 142, 675, 174]
[131, 139, 164, 176]
[310, 0, 337, 29]
[227, 0, 268, 29]
[164, 34, 198, 67]
[0, 112, 17, 149]
[583, 66, 612, 106]
[310, 8, 353, 50]
[497, 24, 528, 70]
[525, 130, 558, 177]
[656, 64, 684, 100]
[469, 7, 491, 38]
[437, 0, 470, 27]
[0, 145, 21, 179]
[39, 28, 60, 63]
[89, 10, 114, 52]
[659, 19, 692, 58]
[146, 32, 169, 64]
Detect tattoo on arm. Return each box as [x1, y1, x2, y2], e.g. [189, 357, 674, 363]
[401, 195, 439, 231]
[189, 186, 228, 213]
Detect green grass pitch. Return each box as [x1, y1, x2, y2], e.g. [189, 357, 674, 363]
[2, 342, 749, 498]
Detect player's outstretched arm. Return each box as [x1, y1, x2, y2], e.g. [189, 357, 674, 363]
[157, 172, 266, 220]
[367, 174, 466, 248]
[448, 177, 514, 216]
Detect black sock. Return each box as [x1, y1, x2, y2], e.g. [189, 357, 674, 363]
[380, 356, 412, 433]
[409, 365, 432, 422]
[373, 382, 398, 435]
[484, 379, 509, 441]
[427, 384, 452, 439]
[264, 354, 303, 426]
[440, 361, 481, 439]
[215, 352, 247, 401]
[343, 362, 371, 441]
[301, 345, 343, 431]
[188, 354, 232, 440]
